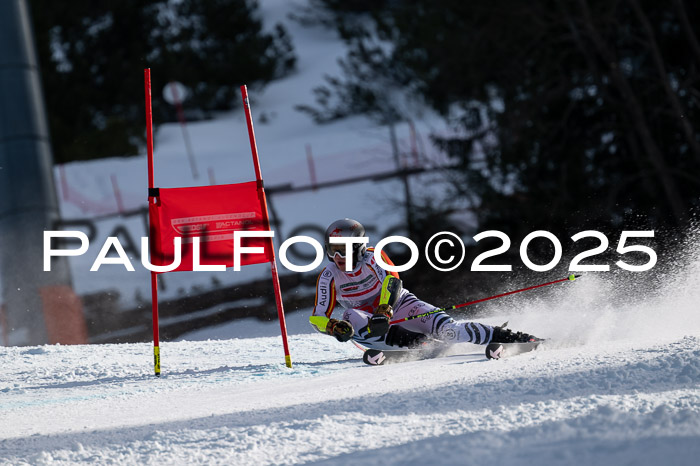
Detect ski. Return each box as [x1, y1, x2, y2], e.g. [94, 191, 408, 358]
[363, 340, 545, 365]
[362, 346, 449, 365]
[484, 340, 543, 360]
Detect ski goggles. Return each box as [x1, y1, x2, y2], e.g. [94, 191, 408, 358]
[328, 244, 349, 259]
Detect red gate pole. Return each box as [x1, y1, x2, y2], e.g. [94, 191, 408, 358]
[240, 85, 292, 368]
[145, 69, 161, 376]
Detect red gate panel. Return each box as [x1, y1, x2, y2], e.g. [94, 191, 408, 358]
[148, 181, 273, 272]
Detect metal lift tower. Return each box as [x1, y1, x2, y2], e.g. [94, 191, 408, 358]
[0, 0, 85, 345]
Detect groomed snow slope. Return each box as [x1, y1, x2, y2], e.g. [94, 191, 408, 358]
[1, 331, 698, 465]
[2, 252, 700, 466]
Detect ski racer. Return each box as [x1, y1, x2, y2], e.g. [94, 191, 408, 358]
[311, 218, 540, 350]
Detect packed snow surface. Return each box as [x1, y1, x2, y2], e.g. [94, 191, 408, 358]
[3, 0, 698, 463]
[3, 230, 700, 465]
[2, 267, 700, 466]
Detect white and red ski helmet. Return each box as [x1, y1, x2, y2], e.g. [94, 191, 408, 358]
[324, 218, 367, 263]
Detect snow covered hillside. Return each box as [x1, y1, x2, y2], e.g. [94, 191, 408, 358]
[2, 238, 700, 464]
[53, 0, 453, 313]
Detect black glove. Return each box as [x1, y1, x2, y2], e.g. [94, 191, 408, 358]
[327, 318, 354, 342]
[367, 304, 393, 336]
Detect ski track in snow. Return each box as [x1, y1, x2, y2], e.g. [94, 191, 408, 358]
[1, 328, 699, 465]
[3, 231, 700, 465]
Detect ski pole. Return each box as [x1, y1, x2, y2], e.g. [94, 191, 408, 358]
[389, 274, 581, 324]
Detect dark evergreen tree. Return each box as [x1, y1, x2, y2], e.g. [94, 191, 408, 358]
[30, 0, 295, 163]
[304, 0, 700, 235]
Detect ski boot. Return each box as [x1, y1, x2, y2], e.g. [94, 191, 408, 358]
[490, 322, 541, 344]
[385, 326, 429, 348]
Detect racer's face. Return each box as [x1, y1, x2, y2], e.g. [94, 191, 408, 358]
[333, 253, 347, 270]
[330, 246, 354, 271]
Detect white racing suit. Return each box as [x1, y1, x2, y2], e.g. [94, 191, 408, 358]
[312, 248, 495, 350]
